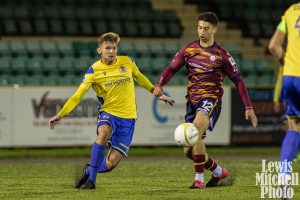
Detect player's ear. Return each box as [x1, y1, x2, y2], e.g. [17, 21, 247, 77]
[96, 47, 101, 55]
[213, 26, 218, 34]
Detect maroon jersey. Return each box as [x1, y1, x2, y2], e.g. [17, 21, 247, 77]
[158, 40, 239, 103]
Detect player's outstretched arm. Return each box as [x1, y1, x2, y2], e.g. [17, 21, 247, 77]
[48, 82, 92, 130]
[245, 108, 258, 128]
[132, 66, 156, 93]
[49, 115, 62, 129]
[153, 85, 163, 97]
[157, 94, 175, 106]
[132, 64, 175, 105]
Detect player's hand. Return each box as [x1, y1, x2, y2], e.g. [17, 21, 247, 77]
[49, 115, 62, 129]
[245, 108, 258, 128]
[158, 95, 175, 106]
[153, 85, 163, 97]
[273, 102, 281, 113]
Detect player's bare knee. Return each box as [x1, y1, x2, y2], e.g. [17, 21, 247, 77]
[96, 133, 109, 145]
[96, 125, 112, 144]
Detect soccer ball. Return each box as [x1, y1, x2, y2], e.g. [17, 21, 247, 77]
[174, 123, 199, 146]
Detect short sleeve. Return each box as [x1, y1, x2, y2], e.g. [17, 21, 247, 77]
[277, 20, 287, 33]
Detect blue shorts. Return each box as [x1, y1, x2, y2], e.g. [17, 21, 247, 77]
[185, 98, 222, 131]
[282, 76, 300, 117]
[97, 111, 135, 157]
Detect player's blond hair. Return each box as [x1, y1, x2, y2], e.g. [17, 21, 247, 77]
[98, 32, 120, 45]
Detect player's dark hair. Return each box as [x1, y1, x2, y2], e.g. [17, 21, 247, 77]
[198, 12, 219, 27]
[98, 32, 120, 45]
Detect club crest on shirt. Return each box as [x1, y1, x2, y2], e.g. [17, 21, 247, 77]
[102, 71, 106, 76]
[119, 65, 127, 73]
[209, 55, 216, 61]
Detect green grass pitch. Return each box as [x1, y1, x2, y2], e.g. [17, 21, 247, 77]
[0, 147, 299, 200]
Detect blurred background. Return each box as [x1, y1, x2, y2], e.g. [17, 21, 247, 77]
[0, 0, 295, 148]
[1, 1, 300, 199]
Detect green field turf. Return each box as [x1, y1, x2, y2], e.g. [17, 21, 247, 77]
[0, 146, 282, 158]
[0, 147, 299, 200]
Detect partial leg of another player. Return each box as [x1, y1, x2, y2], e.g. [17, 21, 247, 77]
[279, 77, 300, 185]
[279, 117, 300, 183]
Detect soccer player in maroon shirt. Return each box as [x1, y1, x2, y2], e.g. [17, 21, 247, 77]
[154, 12, 258, 189]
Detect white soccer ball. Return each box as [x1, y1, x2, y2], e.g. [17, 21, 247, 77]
[174, 123, 199, 146]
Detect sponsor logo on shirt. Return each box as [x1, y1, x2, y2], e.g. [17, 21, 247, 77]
[104, 77, 131, 87]
[228, 57, 239, 73]
[228, 57, 236, 66]
[188, 62, 213, 72]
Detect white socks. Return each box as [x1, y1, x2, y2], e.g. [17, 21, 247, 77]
[195, 166, 223, 182]
[195, 173, 204, 182]
[213, 166, 223, 177]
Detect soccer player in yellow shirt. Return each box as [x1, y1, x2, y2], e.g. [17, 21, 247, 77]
[273, 66, 300, 163]
[269, 2, 300, 184]
[48, 32, 174, 189]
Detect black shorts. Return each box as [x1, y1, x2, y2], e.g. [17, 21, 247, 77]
[185, 98, 222, 131]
